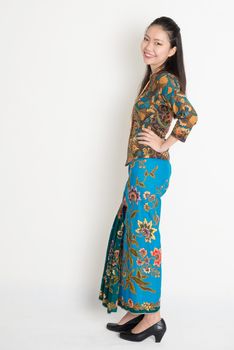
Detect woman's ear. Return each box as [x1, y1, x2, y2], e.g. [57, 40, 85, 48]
[168, 46, 177, 58]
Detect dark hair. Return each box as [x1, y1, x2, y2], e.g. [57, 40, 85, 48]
[138, 16, 186, 95]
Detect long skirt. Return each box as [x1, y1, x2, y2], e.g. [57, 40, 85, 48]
[98, 157, 172, 313]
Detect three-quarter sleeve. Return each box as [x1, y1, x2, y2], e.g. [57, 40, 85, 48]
[157, 73, 198, 142]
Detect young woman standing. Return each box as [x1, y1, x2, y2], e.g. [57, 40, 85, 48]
[98, 16, 198, 343]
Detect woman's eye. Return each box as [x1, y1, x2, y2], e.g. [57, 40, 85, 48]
[143, 38, 161, 45]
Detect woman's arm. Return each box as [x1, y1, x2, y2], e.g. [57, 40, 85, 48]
[159, 73, 198, 143]
[137, 72, 198, 153]
[159, 134, 179, 152]
[137, 127, 178, 152]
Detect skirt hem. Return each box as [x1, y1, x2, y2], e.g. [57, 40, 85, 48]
[99, 294, 160, 314]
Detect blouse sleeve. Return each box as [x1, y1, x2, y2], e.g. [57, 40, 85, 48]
[157, 73, 198, 142]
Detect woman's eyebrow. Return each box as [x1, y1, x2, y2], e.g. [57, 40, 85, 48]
[144, 34, 164, 42]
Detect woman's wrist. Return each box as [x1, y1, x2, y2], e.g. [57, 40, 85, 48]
[160, 135, 179, 152]
[159, 142, 169, 152]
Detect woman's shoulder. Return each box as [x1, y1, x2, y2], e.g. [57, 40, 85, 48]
[155, 70, 179, 84]
[154, 70, 180, 91]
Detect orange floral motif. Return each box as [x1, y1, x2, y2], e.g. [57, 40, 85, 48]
[143, 191, 151, 199]
[136, 258, 144, 266]
[99, 158, 171, 314]
[117, 296, 160, 313]
[139, 248, 147, 257]
[125, 70, 198, 166]
[128, 186, 141, 204]
[151, 248, 161, 267]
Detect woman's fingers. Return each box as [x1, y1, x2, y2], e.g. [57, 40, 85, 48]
[142, 127, 154, 135]
[137, 134, 150, 140]
[137, 132, 153, 141]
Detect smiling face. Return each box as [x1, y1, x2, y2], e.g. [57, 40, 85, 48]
[141, 25, 177, 72]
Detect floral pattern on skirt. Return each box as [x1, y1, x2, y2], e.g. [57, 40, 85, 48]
[98, 157, 172, 313]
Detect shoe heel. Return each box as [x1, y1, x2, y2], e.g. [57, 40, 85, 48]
[154, 330, 166, 343]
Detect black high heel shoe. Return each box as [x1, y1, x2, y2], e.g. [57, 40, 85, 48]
[106, 313, 144, 332]
[119, 317, 167, 342]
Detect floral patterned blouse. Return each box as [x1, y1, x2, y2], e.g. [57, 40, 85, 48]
[125, 69, 198, 166]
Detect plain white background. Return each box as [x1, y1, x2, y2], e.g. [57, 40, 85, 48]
[0, 0, 233, 348]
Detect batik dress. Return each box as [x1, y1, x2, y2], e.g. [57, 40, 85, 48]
[98, 157, 171, 313]
[98, 69, 198, 313]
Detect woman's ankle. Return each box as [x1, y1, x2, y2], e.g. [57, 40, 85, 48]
[144, 312, 161, 323]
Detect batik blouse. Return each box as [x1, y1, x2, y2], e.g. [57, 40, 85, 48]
[125, 69, 198, 166]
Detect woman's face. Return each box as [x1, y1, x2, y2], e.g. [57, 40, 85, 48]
[140, 25, 177, 71]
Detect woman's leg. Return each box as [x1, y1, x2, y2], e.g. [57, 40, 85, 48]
[130, 311, 161, 332]
[117, 311, 144, 325]
[117, 309, 161, 325]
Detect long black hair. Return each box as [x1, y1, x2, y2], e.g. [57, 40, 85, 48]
[138, 16, 186, 95]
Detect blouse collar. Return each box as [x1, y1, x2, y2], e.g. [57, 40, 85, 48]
[150, 63, 166, 78]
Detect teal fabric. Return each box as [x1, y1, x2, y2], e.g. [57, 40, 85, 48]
[125, 71, 198, 166]
[99, 157, 172, 313]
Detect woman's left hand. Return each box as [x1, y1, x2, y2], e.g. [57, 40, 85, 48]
[136, 127, 167, 153]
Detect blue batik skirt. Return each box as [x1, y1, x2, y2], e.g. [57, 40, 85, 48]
[98, 157, 172, 313]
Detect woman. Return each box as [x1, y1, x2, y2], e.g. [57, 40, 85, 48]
[98, 16, 198, 343]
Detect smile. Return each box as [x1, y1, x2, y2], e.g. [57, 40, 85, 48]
[144, 52, 155, 58]
[144, 51, 155, 57]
